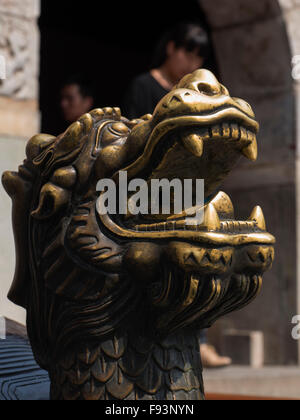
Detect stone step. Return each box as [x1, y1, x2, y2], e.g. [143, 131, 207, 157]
[203, 366, 300, 399]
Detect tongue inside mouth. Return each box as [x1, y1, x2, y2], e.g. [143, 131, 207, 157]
[107, 112, 260, 237]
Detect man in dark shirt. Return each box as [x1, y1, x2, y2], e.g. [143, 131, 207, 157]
[60, 75, 95, 130]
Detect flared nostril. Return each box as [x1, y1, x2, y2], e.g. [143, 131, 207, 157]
[183, 81, 221, 96]
[196, 82, 220, 96]
[178, 69, 224, 96]
[169, 95, 183, 105]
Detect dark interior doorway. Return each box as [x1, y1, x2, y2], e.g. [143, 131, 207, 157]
[39, 0, 216, 135]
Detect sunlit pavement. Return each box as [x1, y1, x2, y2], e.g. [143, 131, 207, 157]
[204, 366, 300, 400]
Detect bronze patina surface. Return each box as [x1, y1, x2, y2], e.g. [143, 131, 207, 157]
[2, 69, 275, 400]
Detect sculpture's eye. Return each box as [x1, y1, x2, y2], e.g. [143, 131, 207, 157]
[110, 122, 131, 135]
[101, 122, 131, 147]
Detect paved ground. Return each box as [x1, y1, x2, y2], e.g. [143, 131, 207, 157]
[203, 366, 300, 399]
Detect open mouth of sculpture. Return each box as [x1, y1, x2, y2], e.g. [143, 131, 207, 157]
[98, 107, 275, 246]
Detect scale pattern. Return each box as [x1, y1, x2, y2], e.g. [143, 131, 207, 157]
[50, 331, 204, 401]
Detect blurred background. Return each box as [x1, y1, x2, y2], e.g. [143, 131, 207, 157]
[0, 0, 299, 399]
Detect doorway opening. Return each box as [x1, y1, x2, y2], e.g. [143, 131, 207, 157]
[39, 0, 217, 135]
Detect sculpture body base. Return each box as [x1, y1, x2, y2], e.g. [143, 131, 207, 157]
[49, 330, 204, 401]
[2, 69, 275, 401]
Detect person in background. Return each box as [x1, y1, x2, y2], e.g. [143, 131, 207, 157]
[122, 22, 208, 119]
[123, 22, 232, 368]
[60, 75, 95, 129]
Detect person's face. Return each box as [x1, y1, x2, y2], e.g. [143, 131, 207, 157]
[60, 84, 93, 123]
[166, 41, 204, 82]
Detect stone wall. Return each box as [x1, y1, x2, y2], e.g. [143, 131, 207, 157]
[0, 0, 40, 325]
[0, 0, 40, 137]
[199, 0, 298, 364]
[279, 0, 300, 363]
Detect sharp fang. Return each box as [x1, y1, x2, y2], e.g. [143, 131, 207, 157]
[242, 137, 258, 161]
[202, 204, 221, 231]
[210, 191, 235, 219]
[248, 206, 266, 230]
[182, 133, 204, 157]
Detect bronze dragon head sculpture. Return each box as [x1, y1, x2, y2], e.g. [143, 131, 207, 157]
[2, 69, 275, 400]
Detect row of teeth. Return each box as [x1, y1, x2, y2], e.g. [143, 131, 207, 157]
[134, 205, 266, 233]
[195, 123, 255, 142]
[220, 221, 258, 233]
[182, 123, 257, 161]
